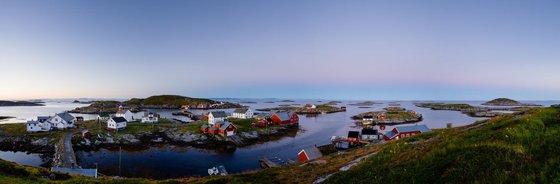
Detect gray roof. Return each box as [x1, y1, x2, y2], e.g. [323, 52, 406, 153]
[301, 147, 323, 160]
[255, 113, 271, 118]
[233, 108, 249, 113]
[394, 125, 431, 133]
[26, 120, 39, 125]
[219, 122, 235, 131]
[201, 124, 208, 129]
[56, 113, 75, 122]
[275, 111, 292, 121]
[209, 111, 228, 118]
[51, 167, 97, 177]
[348, 131, 360, 138]
[37, 116, 50, 120]
[111, 117, 127, 123]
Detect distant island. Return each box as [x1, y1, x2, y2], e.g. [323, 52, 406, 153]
[69, 95, 242, 114]
[257, 104, 346, 114]
[352, 107, 422, 125]
[0, 116, 14, 121]
[0, 100, 44, 106]
[348, 101, 381, 106]
[482, 98, 541, 106]
[415, 102, 537, 118]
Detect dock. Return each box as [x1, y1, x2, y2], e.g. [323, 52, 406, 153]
[227, 135, 245, 146]
[259, 157, 289, 168]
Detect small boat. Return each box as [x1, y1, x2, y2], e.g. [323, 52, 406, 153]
[208, 167, 218, 175]
[208, 165, 228, 176]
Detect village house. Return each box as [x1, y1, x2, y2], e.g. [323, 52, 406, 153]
[384, 124, 431, 141]
[97, 113, 110, 120]
[232, 108, 253, 119]
[361, 128, 382, 141]
[116, 109, 135, 122]
[216, 121, 237, 136]
[48, 112, 76, 130]
[25, 121, 43, 132]
[304, 104, 317, 109]
[208, 111, 227, 125]
[270, 111, 299, 125]
[141, 112, 159, 123]
[37, 116, 50, 123]
[81, 130, 92, 138]
[362, 115, 374, 121]
[298, 146, 323, 162]
[347, 131, 361, 143]
[376, 113, 387, 121]
[107, 117, 127, 130]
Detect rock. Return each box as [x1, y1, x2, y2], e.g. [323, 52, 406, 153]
[106, 138, 114, 144]
[241, 131, 259, 139]
[94, 140, 101, 145]
[120, 134, 140, 144]
[31, 137, 49, 146]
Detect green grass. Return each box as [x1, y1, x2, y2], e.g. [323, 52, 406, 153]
[226, 118, 258, 132]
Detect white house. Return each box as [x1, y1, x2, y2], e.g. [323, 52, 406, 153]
[141, 112, 158, 123]
[48, 113, 76, 130]
[116, 110, 135, 122]
[361, 128, 382, 141]
[232, 108, 253, 119]
[26, 121, 44, 132]
[208, 111, 227, 125]
[107, 117, 127, 130]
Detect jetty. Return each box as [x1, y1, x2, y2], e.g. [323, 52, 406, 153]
[52, 131, 98, 178]
[259, 157, 290, 168]
[227, 135, 245, 146]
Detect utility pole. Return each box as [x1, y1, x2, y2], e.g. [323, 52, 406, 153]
[118, 146, 122, 176]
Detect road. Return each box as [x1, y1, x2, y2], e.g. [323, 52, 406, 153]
[62, 131, 79, 168]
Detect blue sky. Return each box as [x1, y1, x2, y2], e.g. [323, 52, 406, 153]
[1, 0, 559, 100]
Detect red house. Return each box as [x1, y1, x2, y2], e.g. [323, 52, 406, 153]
[215, 122, 237, 136]
[270, 111, 299, 125]
[347, 131, 360, 143]
[298, 146, 323, 162]
[384, 125, 431, 141]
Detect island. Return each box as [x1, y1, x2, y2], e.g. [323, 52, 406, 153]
[0, 100, 44, 106]
[352, 107, 422, 125]
[348, 101, 381, 106]
[415, 102, 538, 117]
[256, 104, 346, 114]
[0, 116, 14, 121]
[482, 98, 541, 106]
[69, 95, 242, 114]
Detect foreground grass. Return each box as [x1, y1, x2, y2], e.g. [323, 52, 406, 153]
[2, 107, 560, 183]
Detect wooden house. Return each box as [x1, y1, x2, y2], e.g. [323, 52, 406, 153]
[270, 111, 299, 125]
[384, 125, 430, 141]
[298, 146, 323, 162]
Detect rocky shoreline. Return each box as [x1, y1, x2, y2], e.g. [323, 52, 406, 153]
[0, 100, 44, 106]
[0, 135, 55, 167]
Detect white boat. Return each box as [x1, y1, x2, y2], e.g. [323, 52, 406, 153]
[208, 167, 218, 175]
[208, 165, 228, 176]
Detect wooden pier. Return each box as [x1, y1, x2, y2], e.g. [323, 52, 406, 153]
[259, 157, 290, 168]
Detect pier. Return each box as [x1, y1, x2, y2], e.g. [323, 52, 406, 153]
[52, 131, 98, 178]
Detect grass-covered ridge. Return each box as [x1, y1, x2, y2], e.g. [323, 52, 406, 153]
[325, 107, 560, 183]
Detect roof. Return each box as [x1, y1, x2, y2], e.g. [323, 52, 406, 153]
[201, 124, 208, 129]
[219, 122, 235, 131]
[51, 167, 97, 177]
[363, 115, 374, 119]
[209, 111, 228, 118]
[111, 117, 127, 123]
[143, 111, 155, 117]
[26, 121, 39, 125]
[348, 131, 360, 138]
[361, 128, 378, 135]
[275, 111, 292, 121]
[299, 147, 323, 160]
[255, 113, 271, 118]
[384, 131, 398, 139]
[55, 113, 75, 122]
[233, 108, 249, 113]
[98, 114, 110, 118]
[117, 110, 129, 114]
[209, 127, 217, 131]
[82, 130, 90, 134]
[37, 116, 50, 120]
[394, 125, 431, 133]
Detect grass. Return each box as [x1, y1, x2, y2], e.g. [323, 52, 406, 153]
[226, 118, 258, 132]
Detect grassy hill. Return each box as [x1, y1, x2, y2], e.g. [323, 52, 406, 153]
[2, 106, 560, 183]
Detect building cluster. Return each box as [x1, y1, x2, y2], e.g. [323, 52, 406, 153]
[26, 112, 82, 132]
[201, 108, 300, 137]
[104, 109, 160, 130]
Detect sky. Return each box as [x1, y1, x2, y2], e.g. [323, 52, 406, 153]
[1, 0, 559, 100]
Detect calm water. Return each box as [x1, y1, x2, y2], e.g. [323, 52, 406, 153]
[1, 99, 558, 178]
[0, 151, 46, 167]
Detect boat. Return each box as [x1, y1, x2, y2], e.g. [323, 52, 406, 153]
[208, 165, 228, 176]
